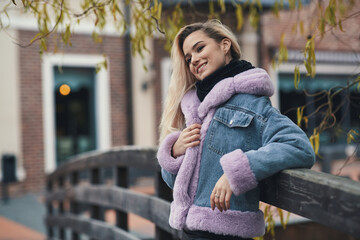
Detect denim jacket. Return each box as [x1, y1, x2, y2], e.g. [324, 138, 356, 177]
[157, 68, 315, 238]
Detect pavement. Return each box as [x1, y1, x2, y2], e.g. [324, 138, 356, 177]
[0, 193, 46, 240]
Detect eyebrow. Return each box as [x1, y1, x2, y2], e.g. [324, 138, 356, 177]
[184, 41, 204, 58]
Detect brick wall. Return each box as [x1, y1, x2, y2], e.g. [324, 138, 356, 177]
[0, 30, 128, 197]
[261, 1, 360, 70]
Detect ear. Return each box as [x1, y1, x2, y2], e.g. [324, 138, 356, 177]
[221, 38, 231, 55]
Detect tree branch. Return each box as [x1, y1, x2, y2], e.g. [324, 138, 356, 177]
[16, 0, 65, 48]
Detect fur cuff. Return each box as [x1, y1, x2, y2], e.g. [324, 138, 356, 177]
[220, 149, 258, 195]
[157, 131, 185, 174]
[185, 205, 265, 238]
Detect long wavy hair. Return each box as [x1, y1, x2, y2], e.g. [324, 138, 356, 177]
[159, 19, 242, 142]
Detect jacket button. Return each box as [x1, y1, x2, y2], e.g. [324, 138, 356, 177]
[229, 120, 234, 125]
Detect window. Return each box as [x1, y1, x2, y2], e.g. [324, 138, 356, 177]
[279, 73, 360, 145]
[54, 67, 97, 165]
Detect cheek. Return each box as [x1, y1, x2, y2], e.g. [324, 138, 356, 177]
[189, 65, 196, 75]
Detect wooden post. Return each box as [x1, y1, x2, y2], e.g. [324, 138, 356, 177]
[115, 167, 128, 230]
[46, 180, 54, 239]
[155, 171, 174, 240]
[70, 171, 79, 240]
[58, 176, 65, 240]
[90, 168, 103, 240]
[90, 168, 104, 220]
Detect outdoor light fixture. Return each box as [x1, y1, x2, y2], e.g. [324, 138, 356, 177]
[59, 84, 71, 96]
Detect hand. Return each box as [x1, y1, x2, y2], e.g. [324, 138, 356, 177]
[211, 174, 232, 212]
[172, 123, 201, 157]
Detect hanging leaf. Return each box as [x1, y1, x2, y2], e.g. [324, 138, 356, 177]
[297, 0, 302, 10]
[209, 0, 215, 18]
[277, 208, 285, 229]
[347, 129, 359, 144]
[309, 129, 320, 155]
[303, 116, 309, 129]
[288, 0, 296, 10]
[325, 0, 337, 26]
[291, 23, 297, 33]
[294, 65, 300, 89]
[304, 36, 316, 77]
[299, 20, 304, 35]
[218, 0, 226, 14]
[297, 106, 304, 127]
[157, 2, 162, 21]
[319, 17, 325, 37]
[249, 5, 260, 29]
[278, 32, 288, 64]
[256, 0, 263, 11]
[272, 0, 279, 18]
[338, 19, 344, 32]
[235, 4, 244, 31]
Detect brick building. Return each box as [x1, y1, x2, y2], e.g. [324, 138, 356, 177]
[0, 17, 131, 196]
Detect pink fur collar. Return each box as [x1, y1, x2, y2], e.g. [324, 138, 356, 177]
[181, 68, 274, 123]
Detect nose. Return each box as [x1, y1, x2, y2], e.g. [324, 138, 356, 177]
[191, 54, 200, 66]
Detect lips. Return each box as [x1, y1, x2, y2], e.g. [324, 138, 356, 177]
[197, 62, 207, 74]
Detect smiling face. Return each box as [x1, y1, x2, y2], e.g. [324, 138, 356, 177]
[182, 30, 232, 81]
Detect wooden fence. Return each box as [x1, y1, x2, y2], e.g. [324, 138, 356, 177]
[45, 146, 360, 240]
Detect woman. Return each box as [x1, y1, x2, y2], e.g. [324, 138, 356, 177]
[157, 19, 315, 240]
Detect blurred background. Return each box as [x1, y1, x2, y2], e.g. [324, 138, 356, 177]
[0, 0, 359, 239]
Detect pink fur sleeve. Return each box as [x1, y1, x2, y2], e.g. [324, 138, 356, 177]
[157, 131, 185, 174]
[220, 149, 258, 195]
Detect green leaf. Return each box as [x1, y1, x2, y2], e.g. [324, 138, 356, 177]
[309, 129, 320, 155]
[297, 106, 304, 127]
[347, 129, 359, 144]
[249, 5, 259, 29]
[319, 17, 325, 37]
[235, 4, 244, 31]
[294, 65, 300, 89]
[30, 32, 42, 44]
[338, 19, 344, 32]
[256, 0, 263, 11]
[218, 0, 226, 14]
[299, 20, 304, 35]
[209, 0, 214, 17]
[272, 0, 280, 18]
[288, 0, 296, 10]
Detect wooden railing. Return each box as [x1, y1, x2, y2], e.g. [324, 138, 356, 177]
[45, 146, 360, 240]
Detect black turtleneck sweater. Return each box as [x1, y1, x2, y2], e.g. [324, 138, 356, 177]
[195, 59, 254, 102]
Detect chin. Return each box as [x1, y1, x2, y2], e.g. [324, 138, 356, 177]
[198, 73, 207, 80]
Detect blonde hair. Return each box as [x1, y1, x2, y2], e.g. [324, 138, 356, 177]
[159, 19, 242, 142]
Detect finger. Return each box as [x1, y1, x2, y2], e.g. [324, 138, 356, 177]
[187, 134, 200, 142]
[184, 129, 200, 140]
[185, 141, 200, 148]
[189, 127, 201, 134]
[219, 189, 226, 211]
[214, 192, 222, 212]
[210, 192, 215, 210]
[225, 191, 232, 211]
[187, 124, 200, 132]
[183, 129, 199, 140]
[189, 123, 202, 129]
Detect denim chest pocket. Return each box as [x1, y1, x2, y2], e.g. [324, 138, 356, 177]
[208, 107, 255, 156]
